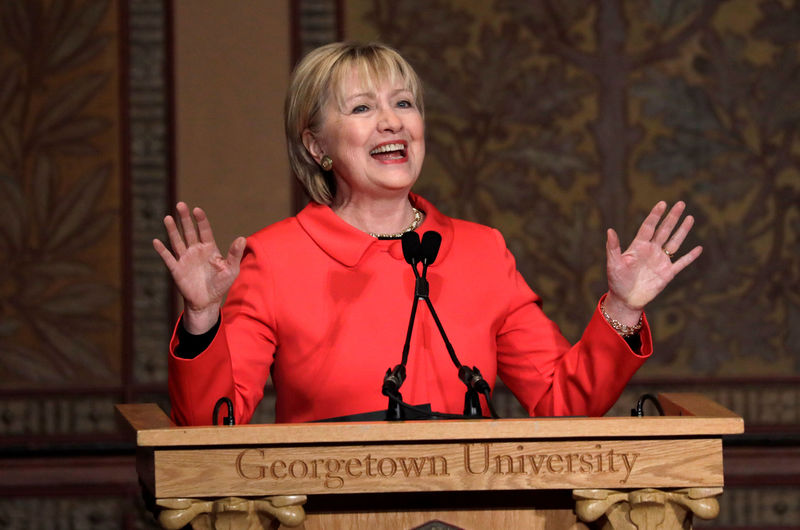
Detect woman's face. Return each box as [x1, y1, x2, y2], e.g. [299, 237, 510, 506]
[305, 68, 425, 202]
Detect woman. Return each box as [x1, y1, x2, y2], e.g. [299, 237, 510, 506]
[154, 42, 702, 426]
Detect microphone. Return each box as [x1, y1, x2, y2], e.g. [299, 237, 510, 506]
[420, 231, 441, 265]
[402, 231, 421, 264]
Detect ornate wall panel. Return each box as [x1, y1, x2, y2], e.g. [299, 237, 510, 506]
[0, 0, 125, 399]
[1, 0, 171, 527]
[0, 0, 171, 446]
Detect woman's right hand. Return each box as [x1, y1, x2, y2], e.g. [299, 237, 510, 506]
[152, 202, 247, 334]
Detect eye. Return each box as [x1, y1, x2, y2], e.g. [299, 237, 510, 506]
[351, 104, 369, 114]
[396, 99, 413, 109]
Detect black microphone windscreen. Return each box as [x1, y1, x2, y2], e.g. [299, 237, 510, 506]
[421, 231, 442, 265]
[401, 231, 421, 264]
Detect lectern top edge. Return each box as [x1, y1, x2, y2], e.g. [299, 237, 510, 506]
[116, 399, 743, 448]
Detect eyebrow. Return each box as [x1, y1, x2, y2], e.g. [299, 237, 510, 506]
[343, 87, 412, 103]
[344, 91, 374, 102]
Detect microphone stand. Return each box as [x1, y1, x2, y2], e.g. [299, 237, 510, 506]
[382, 231, 501, 420]
[382, 233, 425, 420]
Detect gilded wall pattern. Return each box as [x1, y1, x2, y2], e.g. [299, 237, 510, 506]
[0, 0, 171, 527]
[345, 0, 800, 381]
[0, 0, 172, 442]
[0, 0, 122, 388]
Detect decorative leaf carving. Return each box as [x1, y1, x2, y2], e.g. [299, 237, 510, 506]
[46, 163, 112, 251]
[32, 72, 108, 138]
[41, 282, 118, 316]
[0, 0, 118, 387]
[0, 64, 21, 117]
[0, 0, 34, 56]
[54, 33, 112, 75]
[28, 260, 95, 278]
[0, 119, 22, 176]
[39, 116, 111, 147]
[0, 173, 27, 251]
[46, 0, 111, 74]
[32, 155, 56, 233]
[31, 317, 112, 378]
[0, 344, 67, 384]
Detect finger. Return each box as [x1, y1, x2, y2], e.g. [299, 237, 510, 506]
[606, 228, 622, 262]
[163, 214, 187, 255]
[176, 202, 199, 246]
[662, 215, 695, 255]
[152, 238, 178, 271]
[193, 207, 217, 245]
[652, 201, 686, 246]
[632, 201, 667, 243]
[226, 236, 247, 267]
[671, 245, 703, 275]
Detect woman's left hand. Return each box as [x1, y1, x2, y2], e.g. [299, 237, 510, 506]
[604, 201, 703, 320]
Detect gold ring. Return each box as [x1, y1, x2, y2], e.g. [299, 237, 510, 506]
[663, 247, 674, 259]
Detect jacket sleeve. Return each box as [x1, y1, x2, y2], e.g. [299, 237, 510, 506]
[167, 239, 278, 426]
[492, 231, 652, 417]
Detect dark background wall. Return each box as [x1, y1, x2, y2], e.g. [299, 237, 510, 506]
[0, 0, 797, 528]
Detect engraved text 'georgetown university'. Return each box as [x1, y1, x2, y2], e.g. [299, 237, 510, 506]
[234, 443, 639, 489]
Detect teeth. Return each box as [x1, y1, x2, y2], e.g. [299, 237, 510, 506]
[370, 143, 405, 155]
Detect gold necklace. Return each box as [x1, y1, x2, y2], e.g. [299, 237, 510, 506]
[368, 207, 423, 238]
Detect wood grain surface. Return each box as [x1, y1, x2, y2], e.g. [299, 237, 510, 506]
[152, 438, 723, 498]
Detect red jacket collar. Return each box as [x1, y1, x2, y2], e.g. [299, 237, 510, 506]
[296, 193, 454, 267]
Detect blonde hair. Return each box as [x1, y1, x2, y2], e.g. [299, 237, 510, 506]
[285, 42, 424, 205]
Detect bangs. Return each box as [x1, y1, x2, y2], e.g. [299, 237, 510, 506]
[326, 48, 422, 114]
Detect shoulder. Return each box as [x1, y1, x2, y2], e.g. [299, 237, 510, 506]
[449, 217, 508, 251]
[246, 215, 304, 251]
[450, 217, 502, 239]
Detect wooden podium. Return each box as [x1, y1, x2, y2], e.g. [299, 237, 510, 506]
[117, 393, 743, 529]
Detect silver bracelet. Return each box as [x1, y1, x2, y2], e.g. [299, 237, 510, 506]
[600, 302, 643, 338]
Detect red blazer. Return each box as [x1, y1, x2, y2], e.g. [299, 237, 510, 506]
[168, 194, 651, 425]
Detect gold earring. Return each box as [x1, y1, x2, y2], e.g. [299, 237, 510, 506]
[320, 155, 333, 171]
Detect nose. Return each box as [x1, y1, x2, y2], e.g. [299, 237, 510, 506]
[377, 106, 402, 132]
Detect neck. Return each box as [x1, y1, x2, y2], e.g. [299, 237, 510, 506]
[331, 194, 416, 236]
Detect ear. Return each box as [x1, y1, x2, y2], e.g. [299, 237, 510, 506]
[302, 129, 325, 165]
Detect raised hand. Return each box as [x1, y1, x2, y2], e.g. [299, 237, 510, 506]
[152, 202, 246, 334]
[604, 201, 703, 323]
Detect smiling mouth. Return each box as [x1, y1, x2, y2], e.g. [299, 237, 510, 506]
[370, 142, 407, 161]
